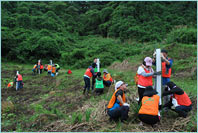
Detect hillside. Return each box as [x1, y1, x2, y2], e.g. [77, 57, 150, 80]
[1, 1, 197, 132]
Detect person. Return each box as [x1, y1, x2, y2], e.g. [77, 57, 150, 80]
[40, 63, 43, 74]
[107, 81, 130, 122]
[153, 49, 173, 105]
[103, 69, 113, 87]
[7, 82, 13, 88]
[137, 57, 160, 105]
[47, 63, 52, 75]
[95, 72, 104, 95]
[92, 58, 98, 90]
[162, 81, 192, 118]
[55, 64, 60, 75]
[83, 63, 96, 95]
[32, 64, 37, 75]
[51, 64, 56, 77]
[138, 86, 160, 125]
[15, 73, 23, 90]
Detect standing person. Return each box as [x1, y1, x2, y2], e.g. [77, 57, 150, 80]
[162, 81, 192, 118]
[47, 63, 52, 75]
[40, 62, 43, 74]
[55, 64, 60, 75]
[103, 69, 113, 87]
[95, 72, 104, 95]
[51, 64, 56, 77]
[137, 57, 160, 105]
[138, 86, 160, 125]
[107, 81, 130, 122]
[92, 58, 98, 91]
[83, 63, 96, 95]
[153, 49, 173, 105]
[15, 73, 23, 90]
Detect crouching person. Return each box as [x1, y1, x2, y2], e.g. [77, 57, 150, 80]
[107, 81, 130, 122]
[163, 81, 192, 118]
[95, 72, 104, 95]
[138, 86, 160, 125]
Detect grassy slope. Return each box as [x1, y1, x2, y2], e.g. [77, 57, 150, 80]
[1, 42, 197, 132]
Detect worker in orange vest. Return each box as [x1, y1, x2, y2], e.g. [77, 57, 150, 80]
[47, 63, 52, 75]
[153, 50, 173, 105]
[83, 63, 96, 95]
[107, 81, 129, 122]
[103, 69, 113, 87]
[162, 81, 192, 118]
[51, 64, 56, 77]
[7, 82, 14, 88]
[138, 86, 160, 125]
[15, 73, 23, 90]
[32, 64, 37, 75]
[39, 62, 43, 74]
[137, 57, 161, 105]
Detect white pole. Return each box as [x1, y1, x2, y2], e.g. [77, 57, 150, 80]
[16, 71, 19, 91]
[156, 49, 162, 106]
[38, 60, 40, 74]
[97, 58, 100, 72]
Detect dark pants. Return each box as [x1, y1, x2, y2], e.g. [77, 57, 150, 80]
[95, 88, 104, 95]
[138, 87, 145, 105]
[92, 76, 96, 90]
[83, 76, 90, 94]
[107, 106, 129, 121]
[138, 114, 160, 125]
[103, 80, 111, 87]
[56, 68, 60, 72]
[174, 105, 192, 117]
[17, 81, 23, 90]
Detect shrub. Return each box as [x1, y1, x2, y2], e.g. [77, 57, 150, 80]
[166, 27, 196, 44]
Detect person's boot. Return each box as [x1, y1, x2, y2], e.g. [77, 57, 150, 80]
[83, 89, 86, 95]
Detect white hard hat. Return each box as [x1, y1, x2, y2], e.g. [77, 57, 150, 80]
[115, 81, 124, 91]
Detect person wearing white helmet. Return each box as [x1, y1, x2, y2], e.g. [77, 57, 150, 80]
[107, 81, 130, 122]
[137, 57, 161, 105]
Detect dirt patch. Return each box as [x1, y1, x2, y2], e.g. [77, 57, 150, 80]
[109, 60, 139, 72]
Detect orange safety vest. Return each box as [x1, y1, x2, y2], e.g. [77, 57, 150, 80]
[103, 73, 113, 82]
[139, 95, 159, 116]
[174, 92, 192, 106]
[138, 67, 153, 87]
[162, 59, 172, 78]
[84, 68, 93, 78]
[48, 65, 52, 71]
[17, 74, 23, 81]
[107, 89, 126, 109]
[52, 66, 56, 73]
[7, 82, 13, 88]
[33, 65, 37, 69]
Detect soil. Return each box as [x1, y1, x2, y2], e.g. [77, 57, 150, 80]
[1, 64, 197, 132]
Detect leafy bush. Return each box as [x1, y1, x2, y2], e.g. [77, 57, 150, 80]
[166, 27, 196, 44]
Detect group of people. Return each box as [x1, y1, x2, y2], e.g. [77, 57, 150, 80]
[7, 72, 24, 90]
[83, 59, 113, 95]
[32, 61, 44, 75]
[105, 50, 192, 125]
[32, 60, 60, 77]
[9, 60, 61, 91]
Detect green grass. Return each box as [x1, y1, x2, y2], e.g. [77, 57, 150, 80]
[1, 56, 197, 132]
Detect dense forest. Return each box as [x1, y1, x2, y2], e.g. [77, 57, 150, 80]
[2, 1, 197, 67]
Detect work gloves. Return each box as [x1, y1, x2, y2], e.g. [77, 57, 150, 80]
[153, 71, 161, 75]
[123, 103, 130, 107]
